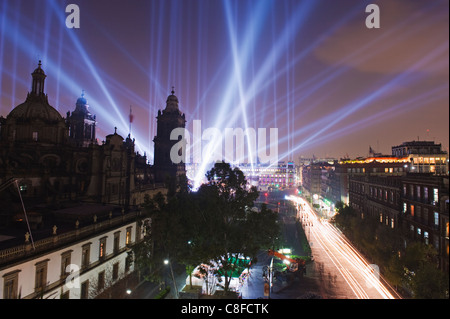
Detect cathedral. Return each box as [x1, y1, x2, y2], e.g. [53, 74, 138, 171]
[0, 62, 186, 228]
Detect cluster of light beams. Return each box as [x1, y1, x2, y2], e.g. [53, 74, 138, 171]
[269, 0, 448, 160]
[190, 1, 390, 184]
[1, 1, 447, 186]
[191, 1, 322, 187]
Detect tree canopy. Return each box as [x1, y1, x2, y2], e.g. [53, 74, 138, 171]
[132, 162, 280, 293]
[332, 201, 449, 298]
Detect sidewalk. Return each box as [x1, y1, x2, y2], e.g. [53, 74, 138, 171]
[129, 279, 163, 299]
[130, 263, 188, 299]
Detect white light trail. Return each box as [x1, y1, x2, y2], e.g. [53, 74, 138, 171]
[286, 195, 398, 299]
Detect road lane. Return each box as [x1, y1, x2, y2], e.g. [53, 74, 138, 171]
[288, 195, 398, 299]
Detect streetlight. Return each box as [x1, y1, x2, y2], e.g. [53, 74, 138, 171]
[164, 258, 179, 299]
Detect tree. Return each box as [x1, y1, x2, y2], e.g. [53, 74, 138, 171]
[384, 254, 404, 291]
[412, 262, 449, 299]
[132, 162, 280, 295]
[132, 190, 191, 288]
[403, 242, 448, 298]
[332, 201, 357, 234]
[192, 162, 279, 292]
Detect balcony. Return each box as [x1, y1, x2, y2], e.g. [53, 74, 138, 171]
[0, 210, 141, 266]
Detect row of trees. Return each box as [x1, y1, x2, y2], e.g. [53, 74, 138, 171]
[332, 202, 448, 299]
[131, 162, 280, 294]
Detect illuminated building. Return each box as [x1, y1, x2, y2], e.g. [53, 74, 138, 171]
[345, 158, 406, 230]
[339, 144, 448, 272]
[238, 161, 297, 191]
[401, 175, 449, 272]
[300, 142, 449, 271]
[301, 161, 336, 204]
[392, 140, 448, 175]
[302, 162, 327, 199]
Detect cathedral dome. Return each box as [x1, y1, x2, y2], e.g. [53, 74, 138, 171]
[7, 61, 63, 123]
[166, 93, 179, 103]
[1, 62, 67, 145]
[75, 91, 90, 114]
[76, 95, 87, 106]
[32, 63, 46, 76]
[8, 99, 63, 123]
[164, 88, 180, 112]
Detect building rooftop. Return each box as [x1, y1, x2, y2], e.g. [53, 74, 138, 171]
[0, 203, 122, 252]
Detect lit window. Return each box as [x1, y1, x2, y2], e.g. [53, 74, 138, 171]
[434, 212, 439, 226]
[433, 188, 439, 205]
[32, 131, 38, 141]
[126, 227, 132, 246]
[99, 237, 107, 260]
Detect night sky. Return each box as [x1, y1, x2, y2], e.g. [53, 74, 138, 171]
[0, 0, 448, 167]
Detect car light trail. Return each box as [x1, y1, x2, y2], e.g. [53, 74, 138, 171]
[286, 195, 399, 299]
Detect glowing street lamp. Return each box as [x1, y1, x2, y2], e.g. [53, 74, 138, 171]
[164, 258, 178, 299]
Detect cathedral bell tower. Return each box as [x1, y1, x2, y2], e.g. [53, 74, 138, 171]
[31, 60, 46, 97]
[153, 88, 186, 184]
[67, 91, 97, 147]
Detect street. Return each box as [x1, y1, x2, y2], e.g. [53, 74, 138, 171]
[239, 193, 401, 299]
[293, 195, 401, 299]
[131, 192, 401, 299]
